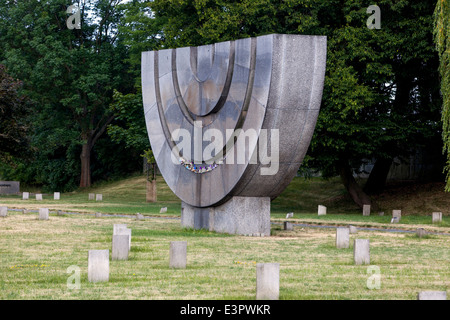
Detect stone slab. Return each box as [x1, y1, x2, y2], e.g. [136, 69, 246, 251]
[416, 228, 426, 238]
[285, 212, 293, 219]
[432, 212, 442, 224]
[170, 241, 187, 269]
[112, 235, 130, 260]
[36, 194, 43, 201]
[54, 192, 60, 200]
[0, 181, 20, 194]
[354, 239, 370, 265]
[22, 192, 29, 200]
[114, 225, 131, 250]
[284, 221, 293, 231]
[182, 197, 271, 236]
[336, 227, 350, 248]
[363, 204, 370, 216]
[160, 207, 168, 214]
[88, 250, 109, 282]
[95, 212, 102, 218]
[392, 210, 401, 220]
[89, 193, 95, 200]
[256, 263, 280, 300]
[96, 194, 103, 201]
[0, 206, 7, 217]
[349, 225, 358, 234]
[318, 205, 326, 216]
[39, 208, 49, 220]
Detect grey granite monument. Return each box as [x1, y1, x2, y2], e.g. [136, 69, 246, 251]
[0, 181, 20, 194]
[142, 34, 327, 236]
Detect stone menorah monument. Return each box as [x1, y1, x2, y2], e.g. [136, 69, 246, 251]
[142, 34, 327, 236]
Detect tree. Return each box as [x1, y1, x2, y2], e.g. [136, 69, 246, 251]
[0, 64, 30, 162]
[434, 0, 450, 191]
[139, 0, 442, 208]
[0, 0, 134, 187]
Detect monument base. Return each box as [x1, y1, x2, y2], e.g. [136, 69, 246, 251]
[181, 197, 271, 236]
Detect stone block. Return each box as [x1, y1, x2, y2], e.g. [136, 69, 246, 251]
[39, 208, 49, 220]
[354, 239, 370, 265]
[112, 235, 130, 260]
[349, 225, 358, 234]
[0, 206, 7, 217]
[336, 228, 350, 249]
[392, 210, 401, 220]
[318, 205, 326, 216]
[22, 209, 28, 214]
[285, 212, 293, 219]
[256, 263, 280, 300]
[96, 194, 103, 201]
[432, 212, 442, 224]
[170, 241, 187, 269]
[88, 250, 109, 282]
[57, 210, 64, 216]
[417, 291, 447, 300]
[89, 193, 95, 200]
[416, 228, 426, 238]
[54, 192, 60, 200]
[0, 181, 20, 194]
[363, 204, 370, 216]
[136, 213, 144, 220]
[114, 225, 131, 250]
[22, 192, 29, 200]
[95, 212, 102, 218]
[36, 194, 43, 201]
[160, 207, 168, 214]
[283, 221, 293, 231]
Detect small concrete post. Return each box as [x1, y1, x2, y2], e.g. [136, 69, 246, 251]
[349, 225, 358, 234]
[256, 263, 280, 300]
[39, 208, 49, 220]
[283, 221, 293, 231]
[169, 241, 187, 269]
[392, 210, 401, 221]
[354, 239, 370, 265]
[114, 224, 131, 250]
[112, 235, 130, 260]
[336, 228, 350, 249]
[318, 205, 326, 216]
[88, 250, 109, 282]
[416, 228, 426, 238]
[432, 212, 442, 224]
[363, 204, 370, 216]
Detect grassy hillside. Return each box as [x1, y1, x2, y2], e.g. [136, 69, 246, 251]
[1, 174, 448, 227]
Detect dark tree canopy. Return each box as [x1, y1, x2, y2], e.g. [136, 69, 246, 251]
[0, 64, 30, 162]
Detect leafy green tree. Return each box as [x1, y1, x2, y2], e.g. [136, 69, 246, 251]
[0, 64, 31, 163]
[434, 0, 450, 190]
[0, 0, 134, 188]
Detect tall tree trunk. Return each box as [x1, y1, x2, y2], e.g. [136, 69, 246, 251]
[364, 158, 392, 194]
[338, 158, 373, 209]
[80, 140, 92, 188]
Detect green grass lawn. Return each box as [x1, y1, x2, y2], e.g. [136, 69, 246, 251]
[0, 174, 449, 299]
